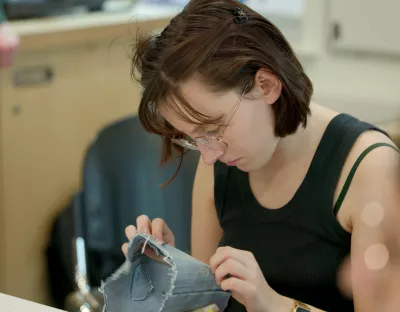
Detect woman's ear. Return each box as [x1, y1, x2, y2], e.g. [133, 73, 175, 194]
[254, 69, 282, 104]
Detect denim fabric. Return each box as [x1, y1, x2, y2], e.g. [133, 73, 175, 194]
[100, 233, 230, 312]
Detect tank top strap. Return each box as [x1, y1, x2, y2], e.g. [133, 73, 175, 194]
[333, 142, 399, 215]
[305, 113, 390, 209]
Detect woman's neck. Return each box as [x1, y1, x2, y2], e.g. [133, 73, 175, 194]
[256, 103, 339, 177]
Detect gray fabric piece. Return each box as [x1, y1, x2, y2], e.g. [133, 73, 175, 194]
[101, 233, 231, 312]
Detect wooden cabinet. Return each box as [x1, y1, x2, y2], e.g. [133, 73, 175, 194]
[0, 15, 169, 305]
[328, 0, 400, 55]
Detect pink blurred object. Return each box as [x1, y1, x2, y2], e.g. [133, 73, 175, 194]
[0, 22, 20, 68]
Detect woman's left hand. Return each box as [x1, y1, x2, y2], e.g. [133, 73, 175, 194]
[210, 246, 283, 312]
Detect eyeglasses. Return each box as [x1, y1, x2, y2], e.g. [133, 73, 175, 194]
[171, 84, 248, 152]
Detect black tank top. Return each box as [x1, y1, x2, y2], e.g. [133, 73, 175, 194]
[213, 114, 394, 312]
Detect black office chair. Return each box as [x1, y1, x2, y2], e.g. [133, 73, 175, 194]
[81, 115, 199, 284]
[47, 115, 199, 309]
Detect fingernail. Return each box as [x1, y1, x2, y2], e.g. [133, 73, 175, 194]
[192, 306, 219, 312]
[204, 304, 219, 312]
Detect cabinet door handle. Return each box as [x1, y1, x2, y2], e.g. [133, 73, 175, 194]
[332, 22, 342, 40]
[13, 66, 54, 87]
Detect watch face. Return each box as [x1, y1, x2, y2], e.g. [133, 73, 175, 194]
[297, 308, 310, 312]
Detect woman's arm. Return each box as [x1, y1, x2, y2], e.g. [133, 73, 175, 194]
[341, 144, 400, 312]
[277, 133, 400, 312]
[191, 158, 223, 264]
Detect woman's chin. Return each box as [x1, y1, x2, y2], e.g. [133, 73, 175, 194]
[238, 156, 270, 173]
[235, 159, 250, 172]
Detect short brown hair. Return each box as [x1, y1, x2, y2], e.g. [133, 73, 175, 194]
[131, 0, 313, 168]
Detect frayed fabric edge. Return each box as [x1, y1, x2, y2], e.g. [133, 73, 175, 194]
[99, 260, 132, 312]
[133, 234, 178, 312]
[98, 282, 107, 312]
[135, 234, 178, 312]
[157, 249, 178, 312]
[141, 235, 151, 254]
[100, 233, 178, 312]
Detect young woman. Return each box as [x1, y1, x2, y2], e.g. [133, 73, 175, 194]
[121, 0, 400, 311]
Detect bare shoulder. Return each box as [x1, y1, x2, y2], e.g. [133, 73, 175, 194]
[346, 129, 397, 169]
[335, 127, 399, 232]
[344, 128, 398, 177]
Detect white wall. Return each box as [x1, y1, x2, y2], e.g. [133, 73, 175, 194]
[247, 0, 304, 17]
[299, 0, 400, 124]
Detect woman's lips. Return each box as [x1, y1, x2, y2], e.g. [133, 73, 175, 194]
[225, 158, 241, 166]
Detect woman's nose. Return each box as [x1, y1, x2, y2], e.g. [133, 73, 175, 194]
[198, 145, 224, 166]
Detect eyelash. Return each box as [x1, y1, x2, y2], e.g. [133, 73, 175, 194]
[205, 127, 221, 137]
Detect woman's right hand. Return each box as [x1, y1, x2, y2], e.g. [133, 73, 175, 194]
[122, 217, 217, 312]
[121, 215, 175, 257]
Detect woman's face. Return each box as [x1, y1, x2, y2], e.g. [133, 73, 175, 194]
[159, 75, 281, 172]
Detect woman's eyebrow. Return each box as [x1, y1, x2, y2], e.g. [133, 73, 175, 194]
[190, 124, 204, 134]
[183, 111, 226, 135]
[190, 120, 224, 134]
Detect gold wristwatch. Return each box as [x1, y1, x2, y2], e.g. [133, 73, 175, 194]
[292, 300, 311, 312]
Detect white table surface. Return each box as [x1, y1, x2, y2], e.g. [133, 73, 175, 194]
[0, 293, 66, 312]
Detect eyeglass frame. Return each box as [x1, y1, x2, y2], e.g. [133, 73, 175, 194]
[170, 83, 249, 151]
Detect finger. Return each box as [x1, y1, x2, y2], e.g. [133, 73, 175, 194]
[142, 246, 171, 266]
[121, 243, 129, 256]
[151, 218, 165, 242]
[125, 225, 137, 240]
[152, 218, 175, 246]
[220, 276, 252, 296]
[210, 247, 251, 274]
[214, 258, 248, 285]
[136, 215, 152, 234]
[192, 304, 220, 312]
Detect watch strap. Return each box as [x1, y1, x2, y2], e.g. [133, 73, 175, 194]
[292, 300, 311, 312]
